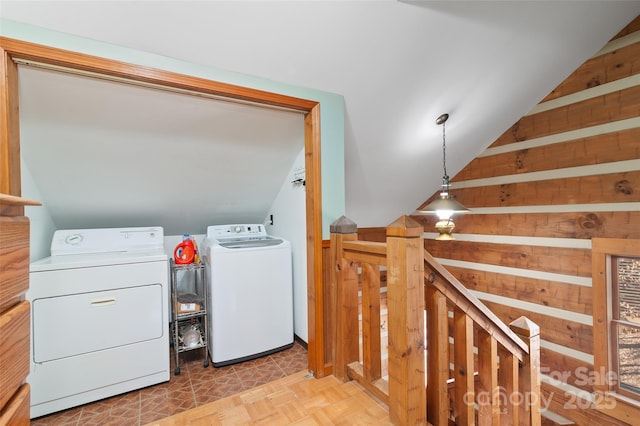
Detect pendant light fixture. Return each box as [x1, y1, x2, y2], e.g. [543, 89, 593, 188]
[419, 113, 469, 240]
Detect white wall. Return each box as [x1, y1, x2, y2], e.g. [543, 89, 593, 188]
[22, 160, 56, 261]
[265, 147, 307, 342]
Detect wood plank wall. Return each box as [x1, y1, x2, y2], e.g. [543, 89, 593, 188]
[409, 16, 640, 426]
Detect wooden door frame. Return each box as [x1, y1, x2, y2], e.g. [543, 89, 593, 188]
[0, 37, 329, 377]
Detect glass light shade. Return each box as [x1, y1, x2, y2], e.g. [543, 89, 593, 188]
[419, 193, 470, 220]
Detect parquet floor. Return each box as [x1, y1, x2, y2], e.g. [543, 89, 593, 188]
[145, 370, 392, 426]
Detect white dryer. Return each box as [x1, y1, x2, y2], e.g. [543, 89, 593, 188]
[201, 224, 293, 367]
[28, 227, 169, 418]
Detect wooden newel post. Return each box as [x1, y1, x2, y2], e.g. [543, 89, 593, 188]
[509, 316, 541, 426]
[330, 216, 359, 381]
[386, 215, 427, 425]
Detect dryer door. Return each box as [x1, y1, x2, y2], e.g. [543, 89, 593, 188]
[32, 283, 163, 363]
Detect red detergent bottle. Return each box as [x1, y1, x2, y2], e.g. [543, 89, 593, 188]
[174, 234, 195, 264]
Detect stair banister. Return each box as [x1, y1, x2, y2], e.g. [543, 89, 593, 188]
[424, 249, 528, 361]
[329, 214, 541, 426]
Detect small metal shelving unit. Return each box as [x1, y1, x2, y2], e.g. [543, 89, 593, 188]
[169, 258, 209, 375]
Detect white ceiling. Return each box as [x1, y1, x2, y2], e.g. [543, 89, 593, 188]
[2, 1, 639, 229]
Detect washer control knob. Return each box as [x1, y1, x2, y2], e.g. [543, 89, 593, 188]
[233, 226, 242, 233]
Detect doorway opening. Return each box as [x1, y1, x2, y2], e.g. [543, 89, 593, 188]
[0, 37, 329, 377]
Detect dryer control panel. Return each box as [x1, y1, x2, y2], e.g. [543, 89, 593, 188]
[50, 227, 165, 256]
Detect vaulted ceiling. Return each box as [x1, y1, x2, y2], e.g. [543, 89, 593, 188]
[2, 1, 639, 230]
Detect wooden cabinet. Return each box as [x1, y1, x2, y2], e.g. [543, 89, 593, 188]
[0, 384, 30, 426]
[0, 194, 40, 425]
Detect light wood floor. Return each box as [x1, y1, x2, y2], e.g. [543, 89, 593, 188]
[144, 370, 392, 425]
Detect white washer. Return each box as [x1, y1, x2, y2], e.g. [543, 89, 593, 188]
[201, 224, 293, 367]
[28, 227, 169, 418]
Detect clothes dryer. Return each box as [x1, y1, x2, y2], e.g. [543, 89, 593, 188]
[28, 227, 169, 418]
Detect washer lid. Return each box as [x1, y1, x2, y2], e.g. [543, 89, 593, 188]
[217, 236, 283, 249]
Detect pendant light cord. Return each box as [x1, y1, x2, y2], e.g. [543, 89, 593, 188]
[442, 120, 448, 182]
[435, 112, 451, 190]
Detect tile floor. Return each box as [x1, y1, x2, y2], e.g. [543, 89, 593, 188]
[31, 342, 308, 426]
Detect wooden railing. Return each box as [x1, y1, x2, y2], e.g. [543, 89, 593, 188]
[330, 215, 541, 425]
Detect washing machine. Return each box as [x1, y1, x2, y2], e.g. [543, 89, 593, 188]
[27, 226, 169, 418]
[201, 224, 293, 367]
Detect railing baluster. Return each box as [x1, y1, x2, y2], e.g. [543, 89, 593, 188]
[477, 330, 499, 425]
[454, 307, 475, 425]
[499, 346, 519, 426]
[361, 262, 382, 382]
[510, 317, 541, 426]
[335, 256, 359, 381]
[426, 285, 450, 426]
